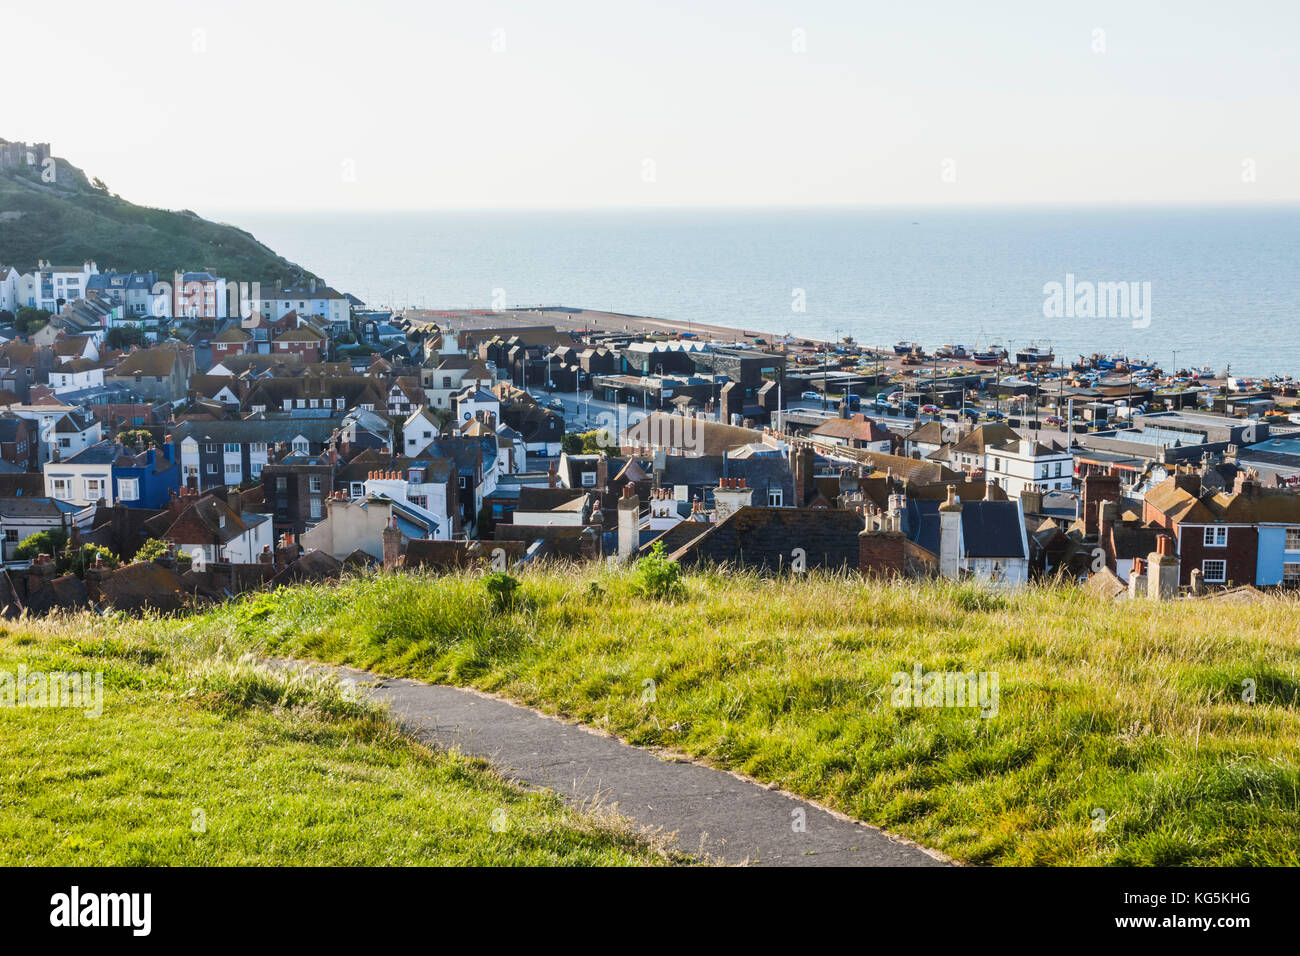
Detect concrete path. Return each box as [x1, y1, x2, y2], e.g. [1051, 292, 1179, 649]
[295, 662, 948, 867]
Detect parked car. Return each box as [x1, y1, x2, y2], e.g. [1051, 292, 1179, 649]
[547, 399, 566, 412]
[801, 390, 822, 401]
[985, 409, 1005, 420]
[1045, 415, 1066, 427]
[920, 404, 940, 415]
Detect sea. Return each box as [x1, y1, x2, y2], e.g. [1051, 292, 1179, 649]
[227, 205, 1300, 378]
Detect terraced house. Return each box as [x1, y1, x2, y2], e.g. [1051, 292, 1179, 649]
[107, 344, 196, 402]
[173, 418, 339, 490]
[1143, 468, 1300, 587]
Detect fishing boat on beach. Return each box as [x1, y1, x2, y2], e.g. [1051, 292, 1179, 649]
[893, 341, 917, 355]
[1016, 345, 1055, 365]
[972, 345, 1005, 366]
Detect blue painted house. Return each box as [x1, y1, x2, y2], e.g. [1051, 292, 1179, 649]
[113, 442, 179, 510]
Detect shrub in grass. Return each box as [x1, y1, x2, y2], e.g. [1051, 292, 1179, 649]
[483, 572, 522, 613]
[632, 541, 686, 601]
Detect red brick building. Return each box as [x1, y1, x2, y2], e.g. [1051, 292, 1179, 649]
[273, 325, 327, 364]
[211, 326, 252, 359]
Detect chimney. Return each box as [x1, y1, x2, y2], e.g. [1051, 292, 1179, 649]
[1172, 466, 1201, 496]
[1146, 533, 1180, 600]
[1019, 483, 1044, 516]
[713, 475, 754, 523]
[938, 485, 963, 580]
[548, 460, 558, 489]
[578, 524, 600, 561]
[275, 532, 300, 569]
[596, 452, 609, 491]
[617, 483, 640, 563]
[381, 515, 402, 569]
[1098, 499, 1118, 541]
[84, 555, 108, 605]
[1128, 556, 1148, 599]
[227, 489, 243, 516]
[1082, 472, 1122, 537]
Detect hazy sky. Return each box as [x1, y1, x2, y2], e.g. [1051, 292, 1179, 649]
[5, 0, 1298, 211]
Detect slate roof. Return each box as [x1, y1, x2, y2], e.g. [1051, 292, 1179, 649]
[669, 506, 865, 572]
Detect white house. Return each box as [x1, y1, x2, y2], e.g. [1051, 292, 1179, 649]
[252, 283, 351, 329]
[403, 406, 442, 457]
[423, 357, 494, 410]
[454, 386, 501, 427]
[43, 441, 120, 506]
[0, 266, 20, 315]
[984, 437, 1074, 496]
[0, 497, 95, 562]
[25, 261, 99, 312]
[933, 489, 1030, 588]
[163, 496, 274, 565]
[48, 362, 105, 395]
[11, 405, 101, 464]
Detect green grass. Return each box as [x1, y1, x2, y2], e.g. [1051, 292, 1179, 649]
[124, 566, 1300, 867]
[0, 619, 674, 866]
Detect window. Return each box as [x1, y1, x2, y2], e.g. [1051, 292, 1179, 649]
[1202, 559, 1227, 583]
[205, 444, 218, 454]
[50, 478, 71, 500]
[225, 464, 241, 477]
[84, 477, 107, 501]
[4, 529, 18, 543]
[276, 477, 287, 492]
[206, 463, 217, 474]
[1053, 462, 1062, 477]
[117, 478, 140, 501]
[350, 482, 364, 497]
[581, 471, 597, 487]
[309, 476, 322, 493]
[459, 476, 469, 489]
[292, 440, 309, 453]
[1203, 526, 1227, 547]
[1286, 528, 1300, 552]
[250, 443, 268, 455]
[768, 489, 783, 507]
[224, 443, 240, 454]
[1284, 563, 1300, 587]
[309, 498, 322, 519]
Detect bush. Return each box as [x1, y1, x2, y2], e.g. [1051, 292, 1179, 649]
[65, 544, 119, 578]
[13, 529, 68, 562]
[632, 541, 686, 601]
[135, 538, 169, 563]
[483, 572, 521, 613]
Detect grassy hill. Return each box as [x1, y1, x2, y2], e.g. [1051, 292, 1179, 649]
[6, 566, 1298, 865]
[0, 140, 316, 284]
[0, 616, 673, 865]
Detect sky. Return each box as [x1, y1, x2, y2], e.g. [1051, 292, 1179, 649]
[4, 0, 1299, 211]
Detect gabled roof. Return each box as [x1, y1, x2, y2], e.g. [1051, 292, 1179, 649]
[950, 423, 1019, 455]
[810, 414, 892, 443]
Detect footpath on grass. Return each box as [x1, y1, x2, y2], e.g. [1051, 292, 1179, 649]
[294, 661, 949, 867]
